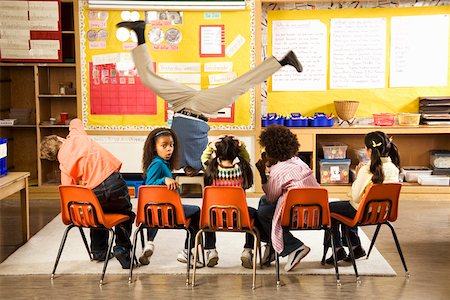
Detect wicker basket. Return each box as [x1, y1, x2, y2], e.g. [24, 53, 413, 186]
[334, 101, 359, 123]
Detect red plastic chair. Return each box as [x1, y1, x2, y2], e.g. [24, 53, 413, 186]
[192, 186, 261, 289]
[51, 185, 130, 285]
[276, 187, 340, 286]
[129, 185, 202, 285]
[328, 183, 408, 283]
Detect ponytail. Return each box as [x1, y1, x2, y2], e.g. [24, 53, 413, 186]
[204, 157, 220, 187]
[237, 154, 254, 190]
[365, 131, 400, 184]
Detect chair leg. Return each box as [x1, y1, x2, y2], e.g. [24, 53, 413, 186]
[367, 224, 382, 259]
[140, 230, 145, 249]
[321, 229, 332, 265]
[386, 221, 409, 277]
[51, 224, 75, 279]
[275, 252, 280, 287]
[343, 226, 360, 284]
[250, 230, 258, 290]
[327, 229, 341, 286]
[129, 226, 142, 283]
[78, 227, 92, 260]
[100, 229, 115, 286]
[192, 229, 204, 287]
[185, 228, 192, 286]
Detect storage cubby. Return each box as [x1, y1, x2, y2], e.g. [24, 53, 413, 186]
[0, 0, 79, 187]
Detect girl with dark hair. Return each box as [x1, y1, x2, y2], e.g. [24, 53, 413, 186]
[325, 131, 400, 265]
[139, 128, 202, 268]
[200, 135, 256, 268]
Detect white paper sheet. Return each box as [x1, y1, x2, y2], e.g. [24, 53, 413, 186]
[225, 34, 245, 58]
[30, 40, 60, 50]
[200, 26, 223, 55]
[0, 1, 28, 9]
[208, 72, 237, 85]
[330, 18, 386, 89]
[0, 20, 30, 29]
[0, 10, 29, 19]
[390, 14, 449, 87]
[28, 1, 58, 10]
[29, 21, 58, 31]
[158, 63, 201, 73]
[204, 62, 233, 73]
[0, 49, 30, 59]
[92, 53, 120, 65]
[272, 20, 327, 91]
[29, 10, 59, 21]
[0, 29, 30, 39]
[158, 73, 201, 84]
[0, 39, 29, 50]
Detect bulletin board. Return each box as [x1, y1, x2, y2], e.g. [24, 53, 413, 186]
[79, 0, 255, 130]
[267, 6, 450, 117]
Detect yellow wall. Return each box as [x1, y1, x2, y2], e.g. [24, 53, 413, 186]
[267, 6, 450, 117]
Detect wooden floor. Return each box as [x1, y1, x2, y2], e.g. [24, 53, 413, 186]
[0, 196, 449, 299]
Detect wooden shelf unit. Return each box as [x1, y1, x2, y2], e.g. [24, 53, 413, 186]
[0, 0, 79, 187]
[288, 125, 450, 199]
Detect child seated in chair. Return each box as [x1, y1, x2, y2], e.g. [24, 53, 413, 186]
[201, 135, 257, 269]
[139, 127, 203, 268]
[40, 118, 135, 269]
[325, 131, 400, 265]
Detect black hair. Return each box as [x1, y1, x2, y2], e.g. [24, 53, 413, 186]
[364, 131, 400, 184]
[204, 136, 254, 190]
[258, 124, 299, 165]
[142, 127, 179, 178]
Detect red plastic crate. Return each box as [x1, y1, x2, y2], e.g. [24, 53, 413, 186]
[373, 113, 395, 126]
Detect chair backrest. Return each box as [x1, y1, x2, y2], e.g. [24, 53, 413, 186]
[280, 187, 331, 230]
[355, 183, 402, 226]
[59, 185, 106, 228]
[136, 185, 187, 229]
[200, 186, 252, 231]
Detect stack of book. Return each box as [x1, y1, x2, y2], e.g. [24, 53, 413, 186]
[419, 97, 450, 125]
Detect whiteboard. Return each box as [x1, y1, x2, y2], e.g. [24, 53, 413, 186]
[90, 135, 256, 175]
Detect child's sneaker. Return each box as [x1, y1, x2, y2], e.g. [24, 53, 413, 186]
[284, 244, 310, 272]
[139, 241, 155, 265]
[206, 249, 219, 267]
[240, 248, 253, 269]
[177, 249, 204, 268]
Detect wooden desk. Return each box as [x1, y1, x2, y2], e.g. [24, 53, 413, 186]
[0, 172, 30, 242]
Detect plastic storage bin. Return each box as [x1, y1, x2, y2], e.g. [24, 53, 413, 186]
[124, 179, 143, 198]
[319, 159, 351, 184]
[309, 113, 334, 127]
[262, 113, 285, 127]
[0, 138, 7, 177]
[417, 175, 449, 186]
[373, 113, 395, 126]
[285, 113, 309, 127]
[430, 150, 450, 169]
[321, 142, 347, 159]
[402, 167, 433, 183]
[398, 113, 421, 126]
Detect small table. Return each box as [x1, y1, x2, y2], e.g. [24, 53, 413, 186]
[0, 172, 30, 242]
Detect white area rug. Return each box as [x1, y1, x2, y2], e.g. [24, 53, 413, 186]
[0, 198, 396, 276]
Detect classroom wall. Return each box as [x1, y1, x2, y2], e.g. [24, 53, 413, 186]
[260, 1, 450, 117]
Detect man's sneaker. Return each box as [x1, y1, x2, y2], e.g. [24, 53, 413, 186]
[325, 247, 347, 265]
[284, 244, 310, 272]
[240, 248, 253, 269]
[177, 249, 204, 268]
[206, 249, 219, 267]
[139, 241, 155, 265]
[261, 244, 276, 266]
[113, 245, 131, 269]
[343, 245, 366, 262]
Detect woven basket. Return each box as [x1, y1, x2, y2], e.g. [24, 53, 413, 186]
[334, 101, 359, 121]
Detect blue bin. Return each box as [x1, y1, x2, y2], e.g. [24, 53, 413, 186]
[285, 113, 309, 127]
[262, 113, 285, 127]
[0, 138, 7, 177]
[309, 113, 335, 127]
